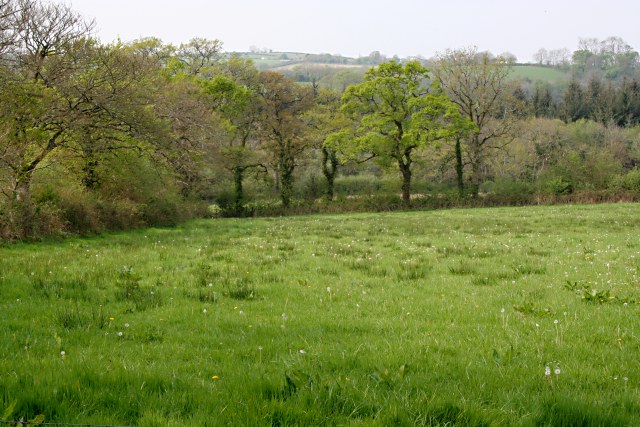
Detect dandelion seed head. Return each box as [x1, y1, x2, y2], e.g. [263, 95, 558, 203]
[203, 309, 207, 314]
[124, 323, 129, 328]
[545, 366, 551, 376]
[554, 319, 559, 324]
[60, 351, 65, 356]
[554, 368, 561, 375]
[117, 332, 123, 337]
[500, 308, 505, 313]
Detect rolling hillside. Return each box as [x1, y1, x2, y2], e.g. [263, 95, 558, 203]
[232, 51, 572, 84]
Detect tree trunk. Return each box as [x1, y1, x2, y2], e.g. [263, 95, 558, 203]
[321, 147, 338, 201]
[82, 159, 101, 190]
[233, 166, 244, 213]
[469, 135, 482, 197]
[455, 137, 464, 197]
[398, 155, 412, 206]
[13, 174, 32, 206]
[278, 142, 295, 208]
[280, 167, 293, 207]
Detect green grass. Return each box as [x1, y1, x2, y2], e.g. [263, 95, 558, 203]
[510, 65, 569, 83]
[1, 204, 639, 426]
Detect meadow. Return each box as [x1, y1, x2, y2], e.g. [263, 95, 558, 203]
[508, 65, 569, 83]
[0, 203, 639, 426]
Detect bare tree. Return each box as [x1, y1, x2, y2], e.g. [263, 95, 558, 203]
[177, 37, 223, 76]
[0, 0, 16, 56]
[10, 0, 93, 81]
[434, 47, 521, 195]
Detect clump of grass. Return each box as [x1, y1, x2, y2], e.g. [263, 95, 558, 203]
[395, 259, 431, 281]
[513, 262, 546, 276]
[55, 305, 107, 330]
[448, 261, 476, 276]
[224, 277, 255, 300]
[534, 395, 634, 426]
[114, 266, 162, 311]
[471, 275, 498, 286]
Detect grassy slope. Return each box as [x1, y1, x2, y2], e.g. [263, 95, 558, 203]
[510, 65, 570, 83]
[1, 204, 639, 425]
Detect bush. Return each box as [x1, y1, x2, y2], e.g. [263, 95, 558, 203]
[544, 177, 574, 195]
[621, 168, 640, 192]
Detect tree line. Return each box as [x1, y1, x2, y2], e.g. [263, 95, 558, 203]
[1, 0, 640, 241]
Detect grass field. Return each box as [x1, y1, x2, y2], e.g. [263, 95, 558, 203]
[510, 65, 570, 83]
[1, 204, 639, 426]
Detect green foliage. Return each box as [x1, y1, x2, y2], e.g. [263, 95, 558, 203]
[619, 168, 640, 192]
[337, 60, 472, 203]
[340, 61, 469, 160]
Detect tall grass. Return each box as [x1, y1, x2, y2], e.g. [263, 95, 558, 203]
[0, 204, 639, 425]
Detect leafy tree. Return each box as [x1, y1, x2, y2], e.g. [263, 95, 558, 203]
[434, 48, 519, 196]
[0, 0, 94, 205]
[303, 88, 351, 200]
[256, 71, 314, 207]
[202, 58, 266, 212]
[151, 73, 223, 198]
[177, 37, 223, 76]
[339, 61, 469, 204]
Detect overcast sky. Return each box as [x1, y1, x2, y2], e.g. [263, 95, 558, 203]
[68, 0, 640, 63]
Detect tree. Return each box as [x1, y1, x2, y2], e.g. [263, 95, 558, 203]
[256, 71, 313, 207]
[562, 78, 587, 122]
[0, 0, 95, 205]
[0, 0, 16, 57]
[533, 48, 548, 65]
[532, 82, 555, 118]
[303, 88, 351, 200]
[339, 61, 469, 205]
[434, 48, 519, 196]
[202, 57, 266, 212]
[177, 37, 223, 76]
[615, 78, 640, 127]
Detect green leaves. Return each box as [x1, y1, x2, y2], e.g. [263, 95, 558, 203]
[337, 60, 475, 202]
[338, 61, 473, 161]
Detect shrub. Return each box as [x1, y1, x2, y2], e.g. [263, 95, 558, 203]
[544, 177, 574, 195]
[621, 168, 640, 192]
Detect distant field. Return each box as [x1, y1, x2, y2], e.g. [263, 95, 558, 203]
[272, 62, 368, 72]
[510, 65, 570, 83]
[1, 204, 639, 425]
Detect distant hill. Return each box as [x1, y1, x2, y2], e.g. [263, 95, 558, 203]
[233, 51, 573, 86]
[232, 51, 362, 70]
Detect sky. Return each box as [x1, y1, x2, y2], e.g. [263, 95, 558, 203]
[68, 0, 640, 63]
